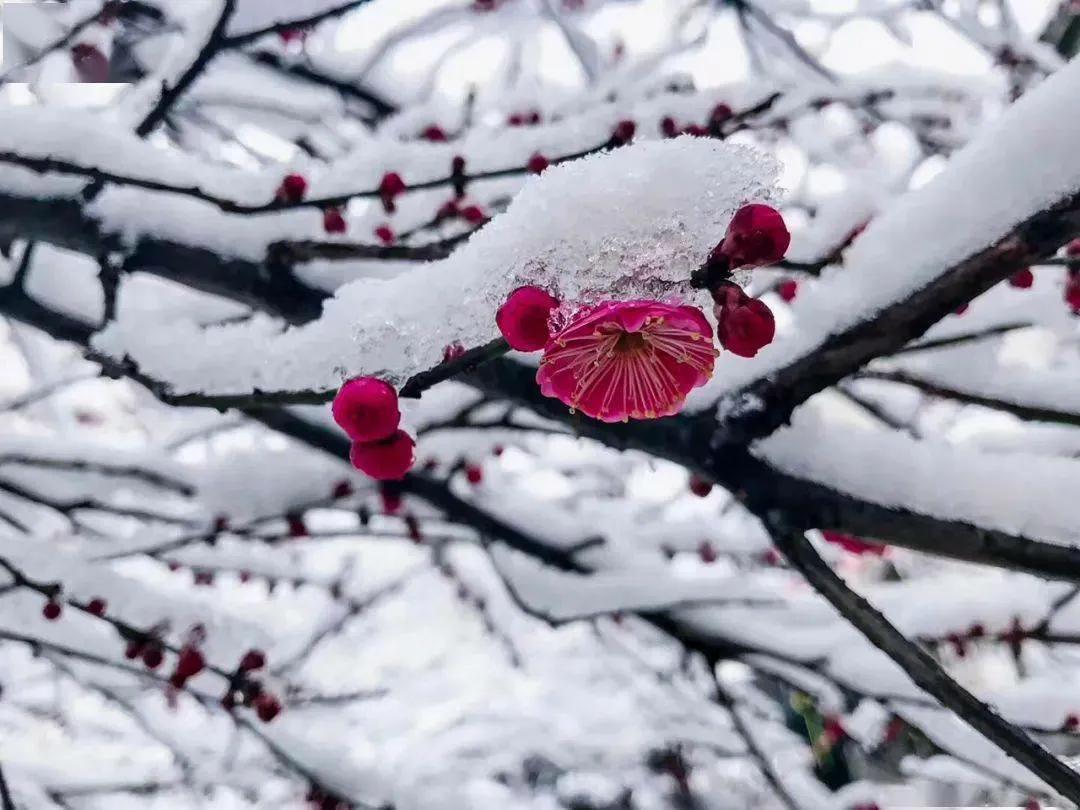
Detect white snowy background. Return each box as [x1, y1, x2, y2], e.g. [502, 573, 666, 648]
[0, 0, 1079, 808]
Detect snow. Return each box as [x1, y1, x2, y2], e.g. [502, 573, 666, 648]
[93, 137, 779, 394]
[755, 395, 1080, 547]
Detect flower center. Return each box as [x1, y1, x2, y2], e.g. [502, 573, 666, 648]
[613, 330, 648, 354]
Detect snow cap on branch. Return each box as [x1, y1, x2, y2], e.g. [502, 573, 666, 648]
[94, 138, 779, 397]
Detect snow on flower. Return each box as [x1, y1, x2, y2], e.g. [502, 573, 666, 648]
[536, 300, 718, 422]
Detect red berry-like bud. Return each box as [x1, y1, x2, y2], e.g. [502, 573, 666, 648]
[822, 530, 886, 556]
[333, 480, 353, 499]
[688, 475, 712, 497]
[125, 641, 143, 660]
[142, 646, 164, 669]
[611, 119, 636, 145]
[279, 28, 307, 44]
[71, 43, 109, 82]
[421, 125, 447, 142]
[378, 172, 406, 213]
[714, 286, 776, 358]
[287, 514, 307, 538]
[374, 225, 395, 245]
[278, 173, 308, 203]
[167, 560, 181, 572]
[350, 431, 416, 481]
[404, 513, 422, 543]
[239, 649, 267, 672]
[1066, 238, 1080, 257]
[710, 103, 733, 124]
[684, 124, 708, 137]
[175, 646, 205, 680]
[1008, 268, 1034, 288]
[87, 598, 107, 617]
[460, 205, 485, 225]
[380, 485, 403, 515]
[698, 542, 717, 564]
[42, 600, 62, 621]
[660, 117, 678, 138]
[254, 692, 283, 722]
[496, 286, 560, 352]
[437, 199, 459, 220]
[526, 110, 541, 125]
[1065, 272, 1080, 313]
[716, 204, 790, 269]
[333, 377, 401, 442]
[527, 153, 550, 175]
[465, 464, 483, 485]
[323, 207, 347, 234]
[507, 113, 524, 126]
[777, 280, 798, 302]
[451, 156, 466, 175]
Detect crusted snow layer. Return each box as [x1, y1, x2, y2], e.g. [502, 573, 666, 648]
[93, 137, 779, 393]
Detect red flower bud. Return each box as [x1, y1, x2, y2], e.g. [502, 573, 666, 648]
[332, 377, 401, 442]
[278, 173, 307, 203]
[71, 43, 109, 83]
[87, 598, 107, 617]
[777, 280, 798, 302]
[323, 207, 347, 234]
[239, 649, 267, 672]
[42, 600, 62, 620]
[611, 119, 636, 145]
[174, 646, 205, 680]
[1008, 268, 1034, 288]
[378, 172, 406, 213]
[465, 464, 483, 485]
[460, 205, 486, 225]
[254, 692, 283, 722]
[688, 475, 712, 498]
[715, 204, 790, 269]
[822, 530, 886, 556]
[527, 153, 550, 175]
[496, 286, 560, 352]
[374, 225, 395, 245]
[714, 286, 775, 358]
[421, 125, 447, 142]
[350, 431, 416, 481]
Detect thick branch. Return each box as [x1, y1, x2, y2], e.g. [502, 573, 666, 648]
[764, 513, 1080, 804]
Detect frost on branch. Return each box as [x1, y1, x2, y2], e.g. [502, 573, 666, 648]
[93, 138, 778, 396]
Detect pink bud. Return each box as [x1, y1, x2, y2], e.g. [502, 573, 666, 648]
[496, 286, 560, 351]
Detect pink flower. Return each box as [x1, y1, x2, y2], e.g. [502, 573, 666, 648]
[332, 377, 400, 442]
[537, 300, 717, 422]
[350, 431, 416, 480]
[714, 285, 775, 358]
[497, 286, 560, 351]
[713, 204, 790, 269]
